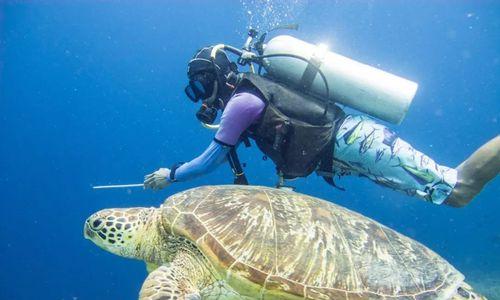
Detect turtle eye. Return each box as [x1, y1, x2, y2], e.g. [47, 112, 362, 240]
[90, 218, 104, 230]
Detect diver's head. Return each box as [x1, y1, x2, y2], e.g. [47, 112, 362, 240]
[185, 46, 238, 124]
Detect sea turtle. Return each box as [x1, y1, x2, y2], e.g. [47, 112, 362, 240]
[84, 185, 485, 299]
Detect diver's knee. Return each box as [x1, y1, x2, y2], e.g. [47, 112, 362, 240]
[444, 183, 476, 208]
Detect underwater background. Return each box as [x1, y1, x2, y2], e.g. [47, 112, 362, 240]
[1, 1, 499, 299]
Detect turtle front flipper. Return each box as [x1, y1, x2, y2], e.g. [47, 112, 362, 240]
[200, 280, 247, 300]
[139, 248, 228, 300]
[139, 265, 201, 300]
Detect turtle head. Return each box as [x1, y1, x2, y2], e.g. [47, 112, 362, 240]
[84, 207, 158, 259]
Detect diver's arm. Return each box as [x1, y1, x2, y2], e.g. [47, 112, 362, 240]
[171, 92, 265, 182]
[171, 140, 230, 182]
[145, 92, 265, 188]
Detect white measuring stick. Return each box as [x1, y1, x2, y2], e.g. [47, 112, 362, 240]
[92, 183, 144, 189]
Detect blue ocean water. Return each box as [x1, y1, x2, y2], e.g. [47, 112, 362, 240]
[0, 1, 499, 299]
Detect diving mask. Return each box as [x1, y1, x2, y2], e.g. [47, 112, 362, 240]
[184, 72, 215, 102]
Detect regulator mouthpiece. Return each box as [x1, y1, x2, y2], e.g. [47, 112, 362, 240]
[195, 80, 219, 124]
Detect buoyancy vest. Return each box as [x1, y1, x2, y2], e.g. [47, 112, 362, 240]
[236, 73, 344, 179]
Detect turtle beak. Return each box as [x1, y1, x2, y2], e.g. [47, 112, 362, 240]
[83, 220, 95, 240]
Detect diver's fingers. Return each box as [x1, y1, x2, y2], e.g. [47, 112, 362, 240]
[147, 183, 159, 190]
[144, 177, 157, 186]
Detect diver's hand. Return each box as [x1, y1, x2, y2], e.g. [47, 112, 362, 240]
[144, 168, 171, 190]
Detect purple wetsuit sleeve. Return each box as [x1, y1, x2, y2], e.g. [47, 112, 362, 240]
[172, 141, 230, 182]
[215, 92, 265, 146]
[171, 92, 265, 183]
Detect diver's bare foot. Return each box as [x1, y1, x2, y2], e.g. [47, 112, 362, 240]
[445, 135, 500, 207]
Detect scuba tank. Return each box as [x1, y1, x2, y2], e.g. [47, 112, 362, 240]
[261, 35, 418, 124]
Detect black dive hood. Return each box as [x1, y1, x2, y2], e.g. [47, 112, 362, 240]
[187, 46, 239, 124]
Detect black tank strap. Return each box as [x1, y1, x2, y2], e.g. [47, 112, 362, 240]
[299, 52, 324, 91]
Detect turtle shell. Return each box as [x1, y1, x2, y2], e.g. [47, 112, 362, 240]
[161, 185, 464, 299]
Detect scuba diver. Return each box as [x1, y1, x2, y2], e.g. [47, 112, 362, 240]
[144, 33, 499, 208]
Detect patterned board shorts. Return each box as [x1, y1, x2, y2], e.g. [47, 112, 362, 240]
[332, 115, 457, 204]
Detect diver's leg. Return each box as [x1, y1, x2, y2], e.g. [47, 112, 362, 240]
[332, 115, 457, 204]
[445, 135, 500, 207]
